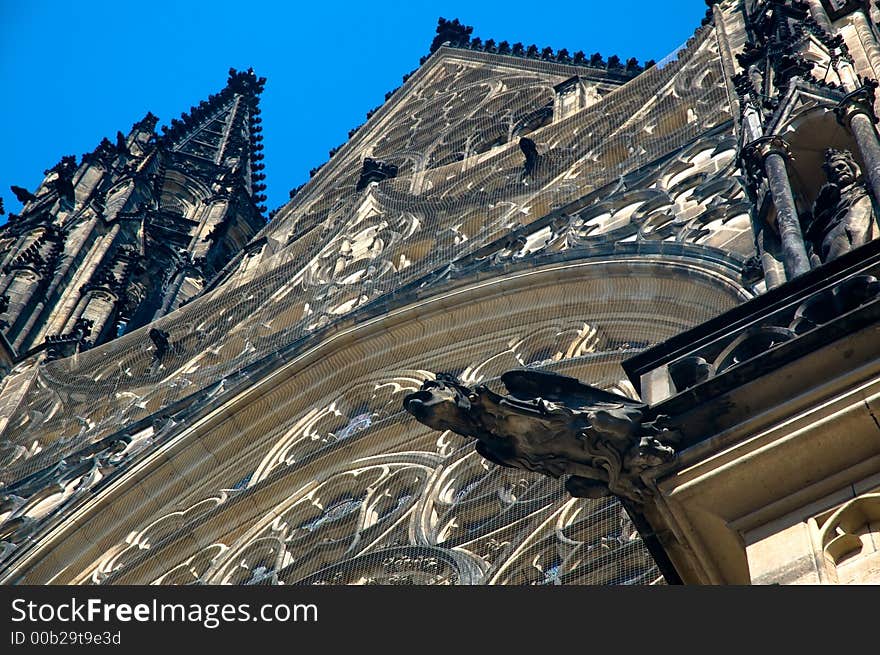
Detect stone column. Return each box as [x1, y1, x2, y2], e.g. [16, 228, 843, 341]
[804, 0, 834, 34]
[851, 10, 880, 81]
[745, 137, 811, 279]
[32, 223, 119, 347]
[63, 288, 118, 346]
[755, 222, 786, 289]
[850, 113, 880, 197]
[5, 268, 46, 348]
[836, 85, 880, 212]
[735, 77, 792, 286]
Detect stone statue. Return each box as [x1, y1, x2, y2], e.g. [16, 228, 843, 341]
[403, 369, 679, 502]
[808, 149, 876, 264]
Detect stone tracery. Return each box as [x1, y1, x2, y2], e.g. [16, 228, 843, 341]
[0, 10, 790, 586]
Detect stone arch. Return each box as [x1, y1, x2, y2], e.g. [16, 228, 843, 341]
[2, 252, 749, 585]
[819, 492, 880, 583]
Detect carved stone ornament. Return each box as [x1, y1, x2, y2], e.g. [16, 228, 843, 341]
[519, 137, 541, 174]
[403, 369, 679, 503]
[149, 328, 171, 360]
[743, 135, 793, 165]
[808, 149, 876, 263]
[819, 0, 864, 21]
[356, 158, 399, 191]
[834, 81, 879, 127]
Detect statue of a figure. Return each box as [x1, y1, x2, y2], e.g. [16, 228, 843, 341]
[808, 149, 876, 264]
[403, 369, 679, 503]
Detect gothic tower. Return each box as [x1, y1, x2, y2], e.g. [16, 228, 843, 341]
[0, 68, 267, 367]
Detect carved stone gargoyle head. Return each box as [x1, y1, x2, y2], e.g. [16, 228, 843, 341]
[403, 373, 483, 437]
[404, 369, 679, 503]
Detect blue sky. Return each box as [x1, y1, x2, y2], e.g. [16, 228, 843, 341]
[0, 1, 708, 221]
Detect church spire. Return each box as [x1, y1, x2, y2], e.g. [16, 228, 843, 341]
[160, 68, 268, 212]
[0, 69, 269, 362]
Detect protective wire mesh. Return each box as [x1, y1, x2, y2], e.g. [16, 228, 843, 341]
[0, 25, 743, 585]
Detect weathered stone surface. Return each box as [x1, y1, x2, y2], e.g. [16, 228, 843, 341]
[0, 8, 790, 588]
[0, 69, 267, 361]
[808, 149, 876, 263]
[404, 370, 679, 503]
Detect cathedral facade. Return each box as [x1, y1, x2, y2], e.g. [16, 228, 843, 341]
[1, 1, 879, 585]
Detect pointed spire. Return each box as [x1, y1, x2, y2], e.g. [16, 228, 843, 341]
[159, 69, 266, 205]
[124, 112, 158, 155]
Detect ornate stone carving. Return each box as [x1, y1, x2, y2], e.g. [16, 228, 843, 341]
[356, 158, 398, 191]
[9, 185, 36, 204]
[44, 317, 95, 360]
[668, 356, 714, 392]
[0, 430, 153, 566]
[44, 155, 78, 205]
[149, 328, 171, 360]
[429, 18, 474, 53]
[403, 370, 679, 503]
[4, 225, 65, 276]
[833, 80, 879, 126]
[629, 265, 880, 399]
[808, 149, 876, 263]
[0, 23, 733, 587]
[519, 137, 541, 175]
[743, 135, 793, 168]
[741, 254, 764, 285]
[817, 492, 880, 583]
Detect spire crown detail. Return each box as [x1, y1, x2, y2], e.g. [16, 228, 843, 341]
[423, 17, 653, 76]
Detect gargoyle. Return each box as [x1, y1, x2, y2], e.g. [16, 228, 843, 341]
[10, 185, 36, 204]
[519, 137, 541, 175]
[356, 158, 398, 192]
[149, 328, 171, 360]
[51, 176, 75, 206]
[403, 369, 678, 503]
